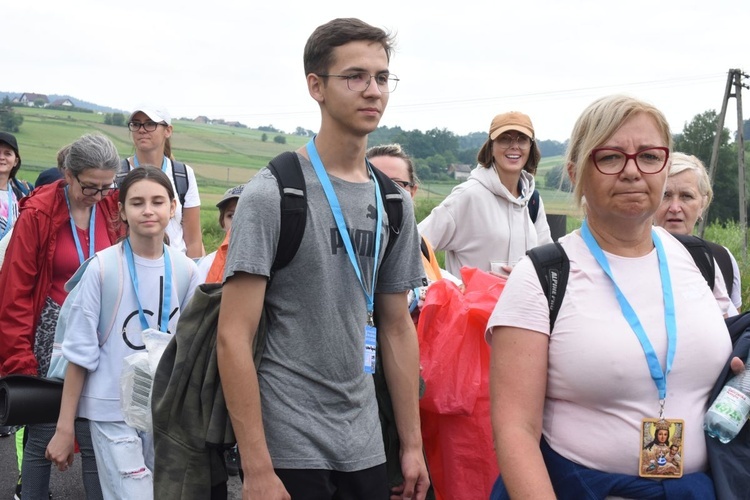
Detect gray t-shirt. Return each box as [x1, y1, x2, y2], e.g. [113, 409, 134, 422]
[225, 153, 425, 471]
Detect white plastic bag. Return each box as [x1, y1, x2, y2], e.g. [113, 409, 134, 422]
[120, 329, 173, 432]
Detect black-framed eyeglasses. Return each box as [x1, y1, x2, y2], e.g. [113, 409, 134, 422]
[390, 179, 414, 189]
[590, 147, 670, 175]
[127, 121, 163, 132]
[75, 174, 113, 197]
[318, 72, 399, 93]
[495, 135, 533, 150]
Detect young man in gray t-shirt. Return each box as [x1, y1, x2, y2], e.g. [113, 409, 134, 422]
[217, 17, 430, 500]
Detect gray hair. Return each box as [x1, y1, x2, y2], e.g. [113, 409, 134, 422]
[668, 152, 713, 208]
[64, 134, 120, 176]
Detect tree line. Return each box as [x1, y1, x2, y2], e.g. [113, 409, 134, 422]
[366, 125, 567, 181]
[366, 116, 750, 226]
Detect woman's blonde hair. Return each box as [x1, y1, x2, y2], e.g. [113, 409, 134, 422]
[566, 95, 673, 207]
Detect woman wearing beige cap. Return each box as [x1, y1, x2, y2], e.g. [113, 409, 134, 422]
[123, 106, 204, 259]
[418, 111, 552, 276]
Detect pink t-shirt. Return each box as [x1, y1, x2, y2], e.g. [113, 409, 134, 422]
[487, 227, 732, 476]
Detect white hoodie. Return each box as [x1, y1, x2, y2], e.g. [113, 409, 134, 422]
[418, 164, 553, 276]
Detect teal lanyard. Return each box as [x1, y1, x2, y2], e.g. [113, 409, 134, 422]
[305, 138, 383, 320]
[64, 186, 96, 265]
[580, 220, 676, 403]
[0, 184, 16, 240]
[123, 238, 173, 333]
[133, 155, 169, 173]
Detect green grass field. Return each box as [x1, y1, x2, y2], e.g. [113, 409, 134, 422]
[9, 106, 749, 306]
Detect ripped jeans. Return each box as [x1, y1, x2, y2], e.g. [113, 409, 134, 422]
[89, 421, 154, 500]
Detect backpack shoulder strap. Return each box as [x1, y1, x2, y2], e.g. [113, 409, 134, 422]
[528, 189, 540, 224]
[266, 151, 306, 272]
[704, 240, 734, 297]
[171, 160, 189, 208]
[420, 237, 430, 261]
[166, 246, 194, 305]
[116, 158, 131, 188]
[369, 163, 404, 260]
[527, 242, 569, 332]
[97, 243, 125, 346]
[671, 233, 715, 290]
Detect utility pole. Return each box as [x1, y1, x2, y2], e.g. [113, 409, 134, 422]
[736, 71, 748, 257]
[699, 69, 749, 257]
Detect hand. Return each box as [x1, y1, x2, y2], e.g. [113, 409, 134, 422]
[45, 429, 75, 472]
[243, 469, 290, 500]
[730, 356, 745, 375]
[390, 448, 430, 500]
[489, 264, 514, 279]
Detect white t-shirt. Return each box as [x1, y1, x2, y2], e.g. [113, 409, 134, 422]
[486, 227, 732, 476]
[0, 189, 18, 237]
[62, 246, 199, 421]
[196, 250, 217, 283]
[125, 159, 201, 254]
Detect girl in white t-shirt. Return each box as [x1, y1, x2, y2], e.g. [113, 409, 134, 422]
[45, 166, 199, 500]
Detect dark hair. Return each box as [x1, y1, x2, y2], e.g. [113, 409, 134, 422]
[218, 199, 235, 230]
[645, 427, 670, 451]
[303, 18, 394, 76]
[118, 165, 174, 206]
[477, 135, 541, 175]
[366, 143, 418, 185]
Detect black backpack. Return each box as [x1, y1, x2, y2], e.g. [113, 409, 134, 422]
[528, 189, 540, 224]
[266, 151, 404, 268]
[152, 150, 411, 497]
[118, 158, 190, 208]
[528, 233, 716, 331]
[527, 234, 750, 500]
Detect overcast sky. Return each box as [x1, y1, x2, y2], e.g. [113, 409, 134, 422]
[7, 0, 749, 142]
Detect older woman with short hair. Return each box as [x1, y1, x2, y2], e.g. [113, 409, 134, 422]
[487, 95, 734, 499]
[0, 133, 125, 499]
[654, 152, 741, 311]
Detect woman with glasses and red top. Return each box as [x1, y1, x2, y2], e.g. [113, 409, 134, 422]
[123, 106, 203, 259]
[0, 134, 125, 499]
[418, 111, 552, 278]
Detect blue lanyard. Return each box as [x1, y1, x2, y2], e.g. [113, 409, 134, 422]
[0, 184, 16, 240]
[306, 139, 383, 318]
[123, 238, 173, 333]
[64, 186, 96, 265]
[580, 220, 676, 402]
[133, 155, 169, 173]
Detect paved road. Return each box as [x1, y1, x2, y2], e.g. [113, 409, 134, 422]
[0, 430, 242, 499]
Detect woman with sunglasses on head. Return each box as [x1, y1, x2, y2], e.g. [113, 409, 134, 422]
[122, 106, 204, 259]
[0, 133, 125, 499]
[418, 112, 552, 277]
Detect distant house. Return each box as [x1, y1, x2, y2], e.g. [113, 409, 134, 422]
[48, 98, 74, 107]
[194, 115, 210, 124]
[448, 163, 472, 181]
[15, 93, 49, 106]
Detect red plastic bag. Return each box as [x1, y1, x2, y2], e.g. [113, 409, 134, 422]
[417, 267, 505, 500]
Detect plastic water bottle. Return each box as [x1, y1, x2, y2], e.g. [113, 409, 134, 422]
[704, 362, 750, 443]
